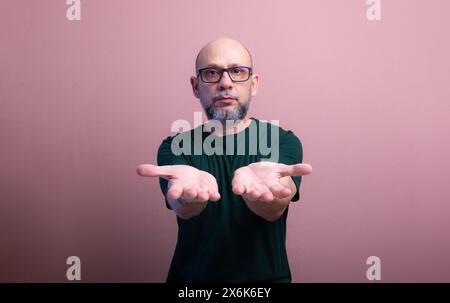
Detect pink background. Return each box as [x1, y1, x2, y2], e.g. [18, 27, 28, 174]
[1, 0, 449, 282]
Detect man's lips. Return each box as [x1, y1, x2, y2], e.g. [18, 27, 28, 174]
[214, 97, 237, 106]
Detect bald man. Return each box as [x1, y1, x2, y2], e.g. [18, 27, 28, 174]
[137, 38, 312, 283]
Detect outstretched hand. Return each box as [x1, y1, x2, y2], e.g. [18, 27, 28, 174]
[232, 162, 313, 202]
[137, 164, 221, 202]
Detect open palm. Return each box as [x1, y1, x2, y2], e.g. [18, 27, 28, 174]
[137, 164, 220, 202]
[232, 162, 313, 202]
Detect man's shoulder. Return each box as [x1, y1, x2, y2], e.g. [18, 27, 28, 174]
[252, 118, 301, 142]
[157, 124, 205, 161]
[159, 124, 203, 145]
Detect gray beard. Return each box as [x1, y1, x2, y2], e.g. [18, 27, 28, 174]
[203, 99, 251, 123]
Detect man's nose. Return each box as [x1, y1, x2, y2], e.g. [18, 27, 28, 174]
[217, 71, 234, 90]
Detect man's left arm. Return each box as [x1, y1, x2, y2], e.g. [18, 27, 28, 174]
[242, 176, 297, 222]
[232, 161, 312, 222]
[232, 129, 312, 222]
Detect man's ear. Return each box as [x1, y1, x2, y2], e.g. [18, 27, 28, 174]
[250, 73, 260, 97]
[190, 76, 200, 98]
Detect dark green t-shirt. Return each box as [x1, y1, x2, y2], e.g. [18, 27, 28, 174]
[157, 117, 303, 283]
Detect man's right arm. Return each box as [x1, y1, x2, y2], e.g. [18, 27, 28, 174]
[139, 136, 220, 219]
[167, 197, 208, 220]
[137, 162, 220, 219]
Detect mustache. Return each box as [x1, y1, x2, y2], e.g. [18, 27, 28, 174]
[212, 92, 239, 102]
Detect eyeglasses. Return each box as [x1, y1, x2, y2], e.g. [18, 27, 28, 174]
[197, 66, 253, 83]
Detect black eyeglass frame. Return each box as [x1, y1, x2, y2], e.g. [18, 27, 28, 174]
[196, 66, 253, 83]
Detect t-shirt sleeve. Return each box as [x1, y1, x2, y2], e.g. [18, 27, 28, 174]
[278, 130, 303, 202]
[157, 135, 190, 209]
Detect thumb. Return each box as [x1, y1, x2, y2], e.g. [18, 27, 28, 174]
[279, 163, 313, 177]
[136, 164, 175, 180]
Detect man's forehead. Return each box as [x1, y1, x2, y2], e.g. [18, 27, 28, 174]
[202, 62, 245, 68]
[195, 39, 252, 70]
[198, 50, 250, 66]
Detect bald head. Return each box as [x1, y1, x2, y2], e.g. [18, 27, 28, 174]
[195, 37, 253, 72]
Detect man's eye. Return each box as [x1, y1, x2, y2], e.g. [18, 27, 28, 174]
[231, 68, 242, 74]
[206, 70, 218, 75]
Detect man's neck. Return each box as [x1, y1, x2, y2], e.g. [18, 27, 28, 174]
[206, 117, 252, 137]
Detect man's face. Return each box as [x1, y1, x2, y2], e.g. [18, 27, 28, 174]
[191, 41, 259, 123]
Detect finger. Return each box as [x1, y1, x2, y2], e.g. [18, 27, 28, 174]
[201, 179, 220, 202]
[279, 163, 313, 177]
[232, 183, 246, 195]
[196, 189, 209, 202]
[167, 183, 184, 200]
[268, 182, 292, 199]
[259, 185, 274, 202]
[246, 186, 262, 200]
[209, 184, 221, 201]
[209, 190, 221, 201]
[231, 172, 244, 190]
[183, 187, 198, 201]
[136, 164, 175, 179]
